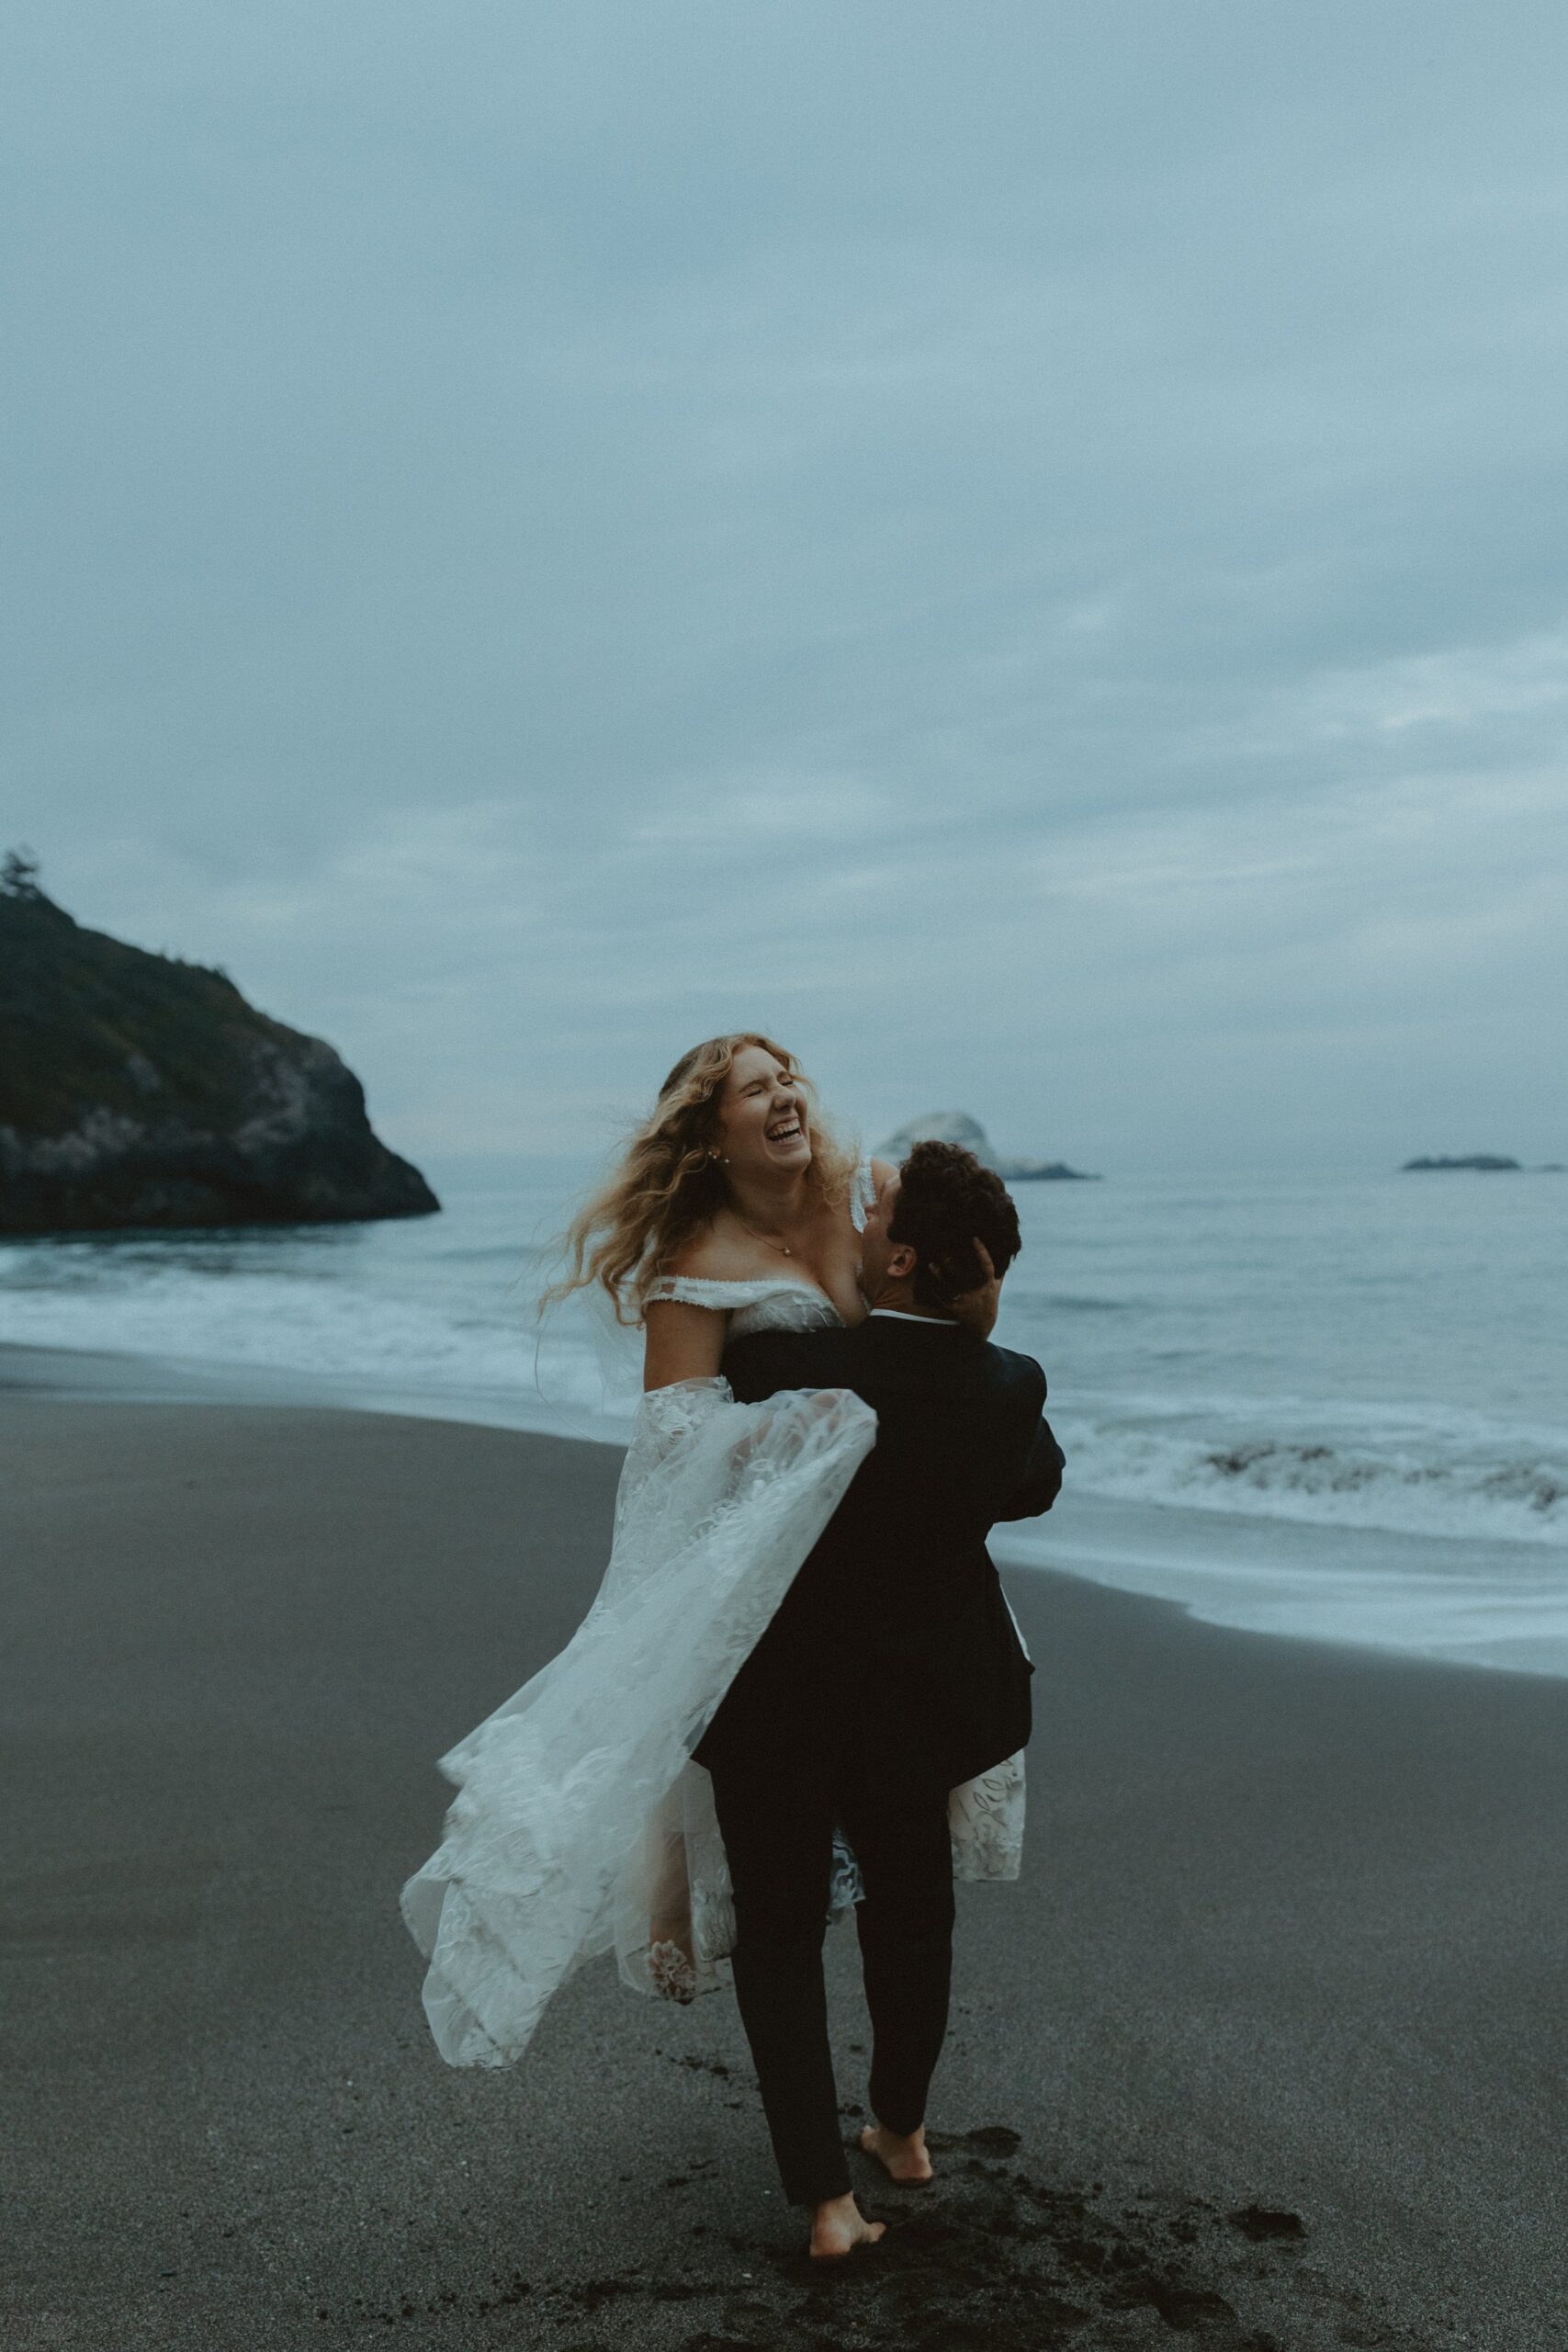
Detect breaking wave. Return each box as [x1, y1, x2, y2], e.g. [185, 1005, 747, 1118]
[1063, 1394, 1568, 1549]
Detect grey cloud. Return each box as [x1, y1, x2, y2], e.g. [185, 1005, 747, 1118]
[5, 2, 1565, 1170]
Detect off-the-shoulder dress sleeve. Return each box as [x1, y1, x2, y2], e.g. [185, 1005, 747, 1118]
[645, 1273, 812, 1310]
[645, 1271, 844, 1339]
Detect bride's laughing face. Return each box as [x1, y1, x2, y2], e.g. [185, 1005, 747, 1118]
[713, 1045, 812, 1179]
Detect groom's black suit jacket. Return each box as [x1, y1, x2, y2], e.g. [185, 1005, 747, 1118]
[692, 1315, 1065, 1794]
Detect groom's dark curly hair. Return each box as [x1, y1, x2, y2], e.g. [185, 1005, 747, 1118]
[888, 1140, 1022, 1311]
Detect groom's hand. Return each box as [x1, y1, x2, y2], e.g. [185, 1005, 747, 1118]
[948, 1238, 1002, 1340]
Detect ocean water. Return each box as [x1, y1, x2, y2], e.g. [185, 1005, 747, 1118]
[3, 1162, 1565, 1676]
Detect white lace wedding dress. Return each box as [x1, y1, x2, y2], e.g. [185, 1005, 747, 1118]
[400, 1179, 1029, 2070]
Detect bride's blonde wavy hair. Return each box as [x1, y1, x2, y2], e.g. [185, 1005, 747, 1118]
[543, 1032, 856, 1326]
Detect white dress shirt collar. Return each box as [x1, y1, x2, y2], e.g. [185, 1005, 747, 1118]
[867, 1307, 959, 1326]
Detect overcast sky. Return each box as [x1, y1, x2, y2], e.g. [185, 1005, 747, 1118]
[6, 3, 1565, 1174]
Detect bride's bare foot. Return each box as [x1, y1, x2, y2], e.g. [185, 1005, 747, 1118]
[808, 2190, 886, 2259]
[859, 2120, 934, 2184]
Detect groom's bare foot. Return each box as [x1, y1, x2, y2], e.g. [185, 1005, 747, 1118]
[808, 2190, 886, 2258]
[859, 2121, 934, 2184]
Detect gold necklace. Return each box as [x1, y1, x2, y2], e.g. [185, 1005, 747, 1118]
[730, 1210, 796, 1258]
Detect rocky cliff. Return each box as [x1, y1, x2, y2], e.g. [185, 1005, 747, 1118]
[0, 866, 439, 1233]
[875, 1110, 1099, 1181]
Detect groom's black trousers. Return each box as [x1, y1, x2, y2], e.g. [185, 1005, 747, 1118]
[701, 1718, 955, 2208]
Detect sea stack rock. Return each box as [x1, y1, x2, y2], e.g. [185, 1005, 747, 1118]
[0, 858, 439, 1233]
[875, 1110, 1099, 1181]
[877, 1110, 1002, 1170]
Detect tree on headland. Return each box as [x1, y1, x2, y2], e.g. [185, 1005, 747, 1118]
[1, 846, 46, 902]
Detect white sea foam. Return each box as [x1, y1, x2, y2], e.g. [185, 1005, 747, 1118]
[993, 1492, 1568, 1679]
[1059, 1393, 1568, 1549]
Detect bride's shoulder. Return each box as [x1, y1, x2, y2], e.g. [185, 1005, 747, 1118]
[644, 1222, 762, 1310]
[662, 1223, 753, 1283]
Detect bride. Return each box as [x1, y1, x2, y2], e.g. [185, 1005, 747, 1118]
[400, 1032, 1018, 2077]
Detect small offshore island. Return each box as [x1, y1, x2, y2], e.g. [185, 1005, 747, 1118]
[0, 852, 438, 1234]
[1402, 1155, 1521, 1172]
[877, 1109, 1100, 1181]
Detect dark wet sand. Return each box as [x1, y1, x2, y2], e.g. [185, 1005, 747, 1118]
[3, 1387, 1566, 2351]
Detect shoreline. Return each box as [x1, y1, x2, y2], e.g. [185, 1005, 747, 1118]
[4, 1335, 1564, 1684]
[3, 1394, 1566, 2347]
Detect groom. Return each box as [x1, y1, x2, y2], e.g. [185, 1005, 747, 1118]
[693, 1140, 1064, 2256]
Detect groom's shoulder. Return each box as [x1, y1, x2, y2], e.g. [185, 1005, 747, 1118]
[729, 1323, 855, 1371]
[974, 1339, 1049, 1408]
[859, 1324, 1047, 1411]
